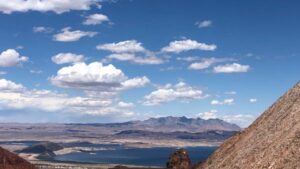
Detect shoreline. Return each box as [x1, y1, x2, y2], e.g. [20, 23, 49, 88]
[0, 138, 221, 149]
[31, 160, 162, 169]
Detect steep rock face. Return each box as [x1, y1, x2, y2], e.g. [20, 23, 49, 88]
[167, 149, 192, 169]
[0, 147, 37, 169]
[196, 82, 300, 169]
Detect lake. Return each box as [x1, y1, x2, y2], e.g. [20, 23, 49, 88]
[0, 141, 217, 167]
[55, 142, 217, 167]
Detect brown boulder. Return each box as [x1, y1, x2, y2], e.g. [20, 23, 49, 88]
[0, 146, 37, 169]
[166, 149, 191, 169]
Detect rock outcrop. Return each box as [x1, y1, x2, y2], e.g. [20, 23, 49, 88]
[0, 146, 37, 169]
[195, 82, 300, 169]
[167, 149, 192, 169]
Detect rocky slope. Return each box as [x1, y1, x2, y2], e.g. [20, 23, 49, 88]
[0, 146, 37, 169]
[195, 82, 300, 169]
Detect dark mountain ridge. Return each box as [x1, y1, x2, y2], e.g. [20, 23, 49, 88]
[68, 116, 240, 133]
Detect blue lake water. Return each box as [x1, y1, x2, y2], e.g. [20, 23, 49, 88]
[0, 141, 217, 167]
[55, 143, 217, 167]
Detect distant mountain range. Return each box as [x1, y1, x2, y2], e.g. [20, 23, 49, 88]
[0, 116, 240, 149]
[100, 116, 241, 133]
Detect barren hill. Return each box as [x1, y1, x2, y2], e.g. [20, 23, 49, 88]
[196, 82, 300, 169]
[0, 146, 37, 169]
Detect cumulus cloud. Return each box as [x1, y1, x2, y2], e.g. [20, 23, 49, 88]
[0, 49, 28, 67]
[0, 0, 100, 14]
[198, 109, 218, 120]
[211, 99, 235, 105]
[52, 53, 85, 64]
[222, 114, 255, 128]
[50, 62, 150, 93]
[83, 13, 109, 25]
[53, 27, 97, 42]
[96, 40, 146, 53]
[0, 79, 24, 92]
[104, 53, 164, 65]
[161, 39, 216, 53]
[213, 63, 250, 73]
[121, 77, 150, 90]
[0, 78, 136, 117]
[118, 101, 135, 108]
[33, 26, 53, 33]
[249, 98, 257, 103]
[143, 82, 207, 106]
[66, 97, 111, 108]
[198, 110, 255, 127]
[195, 20, 212, 28]
[188, 57, 229, 70]
[30, 70, 43, 74]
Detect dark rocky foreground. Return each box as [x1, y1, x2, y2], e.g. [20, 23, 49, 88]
[0, 146, 37, 169]
[166, 149, 191, 169]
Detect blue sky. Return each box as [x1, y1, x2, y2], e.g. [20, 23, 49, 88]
[0, 0, 299, 127]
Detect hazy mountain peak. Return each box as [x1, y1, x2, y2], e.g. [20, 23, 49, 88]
[136, 116, 240, 132]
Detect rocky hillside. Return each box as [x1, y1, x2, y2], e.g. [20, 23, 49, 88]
[195, 82, 300, 169]
[0, 147, 37, 169]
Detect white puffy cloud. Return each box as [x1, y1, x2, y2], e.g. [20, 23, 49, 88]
[53, 27, 97, 42]
[213, 63, 250, 73]
[0, 0, 100, 14]
[50, 62, 150, 92]
[188, 57, 228, 70]
[30, 70, 43, 74]
[118, 101, 135, 108]
[0, 79, 24, 92]
[161, 39, 217, 53]
[52, 53, 85, 64]
[0, 49, 28, 67]
[104, 53, 164, 65]
[249, 98, 257, 103]
[222, 114, 255, 128]
[121, 77, 150, 90]
[96, 40, 146, 53]
[65, 97, 111, 107]
[83, 13, 109, 25]
[143, 82, 207, 106]
[0, 78, 136, 117]
[33, 26, 53, 33]
[198, 109, 218, 120]
[198, 110, 255, 127]
[211, 99, 235, 105]
[195, 20, 212, 28]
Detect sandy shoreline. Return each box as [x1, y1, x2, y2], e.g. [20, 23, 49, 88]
[31, 160, 162, 169]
